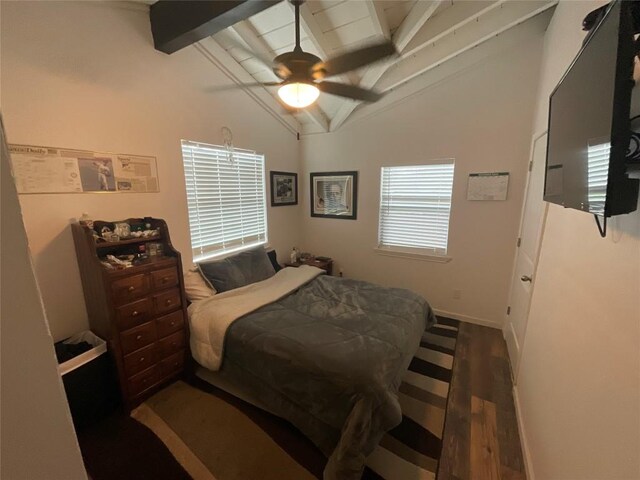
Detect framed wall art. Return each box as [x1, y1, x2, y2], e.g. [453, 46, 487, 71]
[310, 171, 358, 220]
[270, 171, 298, 206]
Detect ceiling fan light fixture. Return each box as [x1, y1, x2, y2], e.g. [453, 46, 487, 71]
[278, 82, 319, 108]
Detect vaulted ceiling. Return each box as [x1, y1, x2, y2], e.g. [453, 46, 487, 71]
[179, 1, 558, 134]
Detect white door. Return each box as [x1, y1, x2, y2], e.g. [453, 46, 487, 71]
[504, 132, 548, 383]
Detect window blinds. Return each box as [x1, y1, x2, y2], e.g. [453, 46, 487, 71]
[182, 140, 267, 261]
[587, 141, 610, 208]
[378, 162, 455, 255]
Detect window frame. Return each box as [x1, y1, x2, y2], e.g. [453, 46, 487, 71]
[376, 160, 455, 263]
[181, 140, 268, 262]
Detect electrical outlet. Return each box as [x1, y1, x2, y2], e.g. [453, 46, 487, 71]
[453, 289, 462, 300]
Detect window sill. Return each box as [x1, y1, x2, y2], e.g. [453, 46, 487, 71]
[193, 241, 269, 263]
[374, 247, 452, 263]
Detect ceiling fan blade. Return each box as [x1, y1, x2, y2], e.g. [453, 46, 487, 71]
[317, 81, 384, 103]
[204, 82, 281, 92]
[205, 82, 294, 115]
[313, 41, 397, 78]
[219, 35, 291, 80]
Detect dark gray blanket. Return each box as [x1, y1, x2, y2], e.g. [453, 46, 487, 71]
[217, 274, 436, 479]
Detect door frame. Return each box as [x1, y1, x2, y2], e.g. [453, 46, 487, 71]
[503, 130, 550, 384]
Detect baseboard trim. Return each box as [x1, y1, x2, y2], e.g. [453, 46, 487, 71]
[512, 386, 535, 480]
[433, 309, 502, 330]
[503, 322, 520, 381]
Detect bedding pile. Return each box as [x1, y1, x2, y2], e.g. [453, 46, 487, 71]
[189, 265, 323, 370]
[188, 266, 436, 480]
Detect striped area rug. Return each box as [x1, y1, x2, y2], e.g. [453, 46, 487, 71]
[132, 317, 459, 480]
[365, 317, 459, 480]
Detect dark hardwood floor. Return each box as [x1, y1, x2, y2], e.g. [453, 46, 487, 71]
[78, 322, 526, 480]
[438, 322, 526, 480]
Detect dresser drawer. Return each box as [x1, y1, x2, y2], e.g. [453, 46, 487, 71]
[121, 321, 157, 355]
[159, 351, 184, 378]
[127, 365, 160, 397]
[151, 267, 179, 290]
[123, 343, 157, 377]
[111, 274, 150, 304]
[156, 310, 184, 339]
[153, 288, 181, 315]
[116, 297, 152, 331]
[158, 330, 185, 358]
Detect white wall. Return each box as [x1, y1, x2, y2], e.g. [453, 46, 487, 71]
[299, 39, 544, 327]
[0, 1, 302, 341]
[515, 2, 640, 479]
[1, 116, 87, 480]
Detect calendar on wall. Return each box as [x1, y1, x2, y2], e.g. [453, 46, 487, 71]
[8, 143, 159, 194]
[467, 172, 509, 201]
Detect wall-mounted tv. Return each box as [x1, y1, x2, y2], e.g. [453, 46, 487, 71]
[544, 0, 639, 220]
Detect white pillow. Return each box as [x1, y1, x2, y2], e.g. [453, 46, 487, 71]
[184, 267, 216, 302]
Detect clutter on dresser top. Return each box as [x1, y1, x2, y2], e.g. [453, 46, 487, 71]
[76, 214, 167, 270]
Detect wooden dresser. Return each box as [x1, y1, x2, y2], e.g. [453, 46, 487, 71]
[71, 218, 188, 410]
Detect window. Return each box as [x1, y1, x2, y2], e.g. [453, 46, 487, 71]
[378, 162, 455, 257]
[181, 140, 267, 261]
[587, 140, 610, 212]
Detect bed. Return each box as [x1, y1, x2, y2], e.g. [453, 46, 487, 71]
[187, 249, 436, 480]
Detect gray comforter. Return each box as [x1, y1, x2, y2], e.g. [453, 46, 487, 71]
[218, 274, 436, 479]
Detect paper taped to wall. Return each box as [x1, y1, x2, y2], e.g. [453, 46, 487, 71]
[8, 144, 159, 194]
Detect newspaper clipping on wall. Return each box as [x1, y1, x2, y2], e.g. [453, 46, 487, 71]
[8, 144, 159, 194]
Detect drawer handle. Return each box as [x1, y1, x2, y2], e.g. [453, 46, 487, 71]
[170, 321, 175, 326]
[128, 286, 135, 292]
[173, 362, 179, 367]
[136, 334, 142, 341]
[132, 310, 139, 317]
[171, 342, 177, 347]
[139, 357, 145, 362]
[165, 299, 173, 306]
[162, 276, 170, 283]
[142, 378, 148, 384]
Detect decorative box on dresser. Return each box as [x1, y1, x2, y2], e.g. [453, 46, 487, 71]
[71, 218, 189, 410]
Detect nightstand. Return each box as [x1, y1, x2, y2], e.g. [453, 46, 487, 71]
[286, 257, 333, 275]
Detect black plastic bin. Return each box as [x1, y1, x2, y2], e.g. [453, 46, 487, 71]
[57, 331, 120, 430]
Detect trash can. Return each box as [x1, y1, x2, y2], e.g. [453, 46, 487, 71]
[57, 331, 120, 430]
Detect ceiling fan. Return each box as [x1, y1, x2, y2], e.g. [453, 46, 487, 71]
[223, 0, 398, 109]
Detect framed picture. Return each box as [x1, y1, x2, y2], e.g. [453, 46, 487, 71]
[310, 171, 358, 220]
[270, 171, 298, 206]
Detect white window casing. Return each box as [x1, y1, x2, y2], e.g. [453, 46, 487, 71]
[378, 161, 455, 260]
[182, 140, 267, 262]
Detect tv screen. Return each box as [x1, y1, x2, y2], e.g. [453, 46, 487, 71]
[544, 0, 638, 217]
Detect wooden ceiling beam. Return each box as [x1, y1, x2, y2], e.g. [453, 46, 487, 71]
[376, 1, 557, 92]
[195, 37, 301, 135]
[287, 1, 358, 85]
[330, 0, 442, 131]
[346, 10, 553, 127]
[366, 1, 391, 40]
[401, 1, 499, 59]
[229, 21, 277, 72]
[393, 0, 443, 52]
[150, 0, 279, 54]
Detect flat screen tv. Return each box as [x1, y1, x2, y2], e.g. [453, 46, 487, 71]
[544, 0, 639, 219]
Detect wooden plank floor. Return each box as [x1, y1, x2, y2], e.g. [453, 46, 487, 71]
[438, 322, 526, 480]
